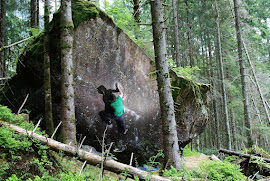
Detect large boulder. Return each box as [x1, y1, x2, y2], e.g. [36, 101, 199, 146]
[1, 1, 209, 163]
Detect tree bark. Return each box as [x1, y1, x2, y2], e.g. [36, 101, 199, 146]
[60, 0, 77, 146]
[172, 0, 181, 67]
[31, 0, 38, 29]
[214, 0, 231, 150]
[44, 0, 54, 137]
[0, 121, 170, 181]
[233, 0, 253, 148]
[0, 0, 6, 79]
[150, 0, 181, 170]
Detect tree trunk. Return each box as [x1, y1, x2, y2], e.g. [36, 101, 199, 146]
[44, 0, 54, 137]
[132, 0, 140, 39]
[60, 0, 77, 146]
[55, 0, 58, 11]
[230, 110, 238, 151]
[184, 0, 193, 67]
[214, 0, 231, 150]
[172, 0, 181, 67]
[0, 121, 170, 181]
[37, 0, 39, 27]
[0, 0, 5, 79]
[267, 38, 270, 62]
[204, 129, 207, 148]
[195, 137, 200, 151]
[133, 0, 140, 25]
[242, 39, 270, 126]
[250, 94, 269, 147]
[207, 33, 221, 150]
[198, 20, 205, 74]
[31, 0, 38, 29]
[150, 0, 181, 170]
[233, 0, 253, 148]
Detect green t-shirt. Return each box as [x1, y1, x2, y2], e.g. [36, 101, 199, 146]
[110, 96, 124, 116]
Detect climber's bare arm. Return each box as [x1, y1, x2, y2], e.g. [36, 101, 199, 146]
[117, 83, 124, 99]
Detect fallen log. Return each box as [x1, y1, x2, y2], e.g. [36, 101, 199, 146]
[209, 154, 221, 162]
[219, 149, 270, 163]
[0, 120, 171, 181]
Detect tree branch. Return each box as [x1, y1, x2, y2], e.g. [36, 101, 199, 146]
[0, 37, 33, 51]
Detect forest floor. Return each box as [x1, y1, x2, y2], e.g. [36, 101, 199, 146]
[183, 153, 210, 169]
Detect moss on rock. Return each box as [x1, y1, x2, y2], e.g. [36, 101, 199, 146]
[72, 0, 114, 29]
[24, 0, 116, 66]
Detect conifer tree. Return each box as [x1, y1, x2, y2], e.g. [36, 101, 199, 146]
[30, 0, 39, 29]
[60, 0, 77, 146]
[44, 0, 54, 137]
[0, 0, 5, 79]
[233, 0, 253, 148]
[172, 0, 181, 67]
[214, 0, 231, 150]
[150, 0, 181, 170]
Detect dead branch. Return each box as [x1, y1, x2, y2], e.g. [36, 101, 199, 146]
[0, 37, 32, 51]
[79, 136, 86, 149]
[16, 94, 29, 115]
[51, 121, 62, 139]
[99, 125, 108, 181]
[0, 77, 11, 81]
[79, 161, 87, 177]
[130, 152, 134, 166]
[33, 118, 42, 133]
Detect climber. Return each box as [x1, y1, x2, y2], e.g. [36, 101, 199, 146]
[97, 83, 128, 135]
[109, 83, 128, 135]
[97, 85, 118, 125]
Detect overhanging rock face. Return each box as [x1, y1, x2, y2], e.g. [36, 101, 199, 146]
[73, 17, 161, 156]
[3, 1, 209, 162]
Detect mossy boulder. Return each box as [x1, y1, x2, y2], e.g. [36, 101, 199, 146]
[2, 0, 209, 163]
[171, 71, 210, 147]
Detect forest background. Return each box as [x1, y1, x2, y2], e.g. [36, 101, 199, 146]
[0, 0, 269, 164]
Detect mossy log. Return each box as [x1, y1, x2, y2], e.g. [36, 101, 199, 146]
[0, 120, 170, 181]
[219, 149, 270, 163]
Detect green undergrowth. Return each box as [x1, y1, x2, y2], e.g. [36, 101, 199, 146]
[0, 105, 122, 181]
[0, 105, 249, 181]
[225, 146, 270, 179]
[164, 160, 246, 181]
[183, 146, 201, 157]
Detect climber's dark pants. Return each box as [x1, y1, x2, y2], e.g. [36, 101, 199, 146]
[99, 111, 126, 134]
[99, 110, 113, 125]
[114, 114, 126, 134]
